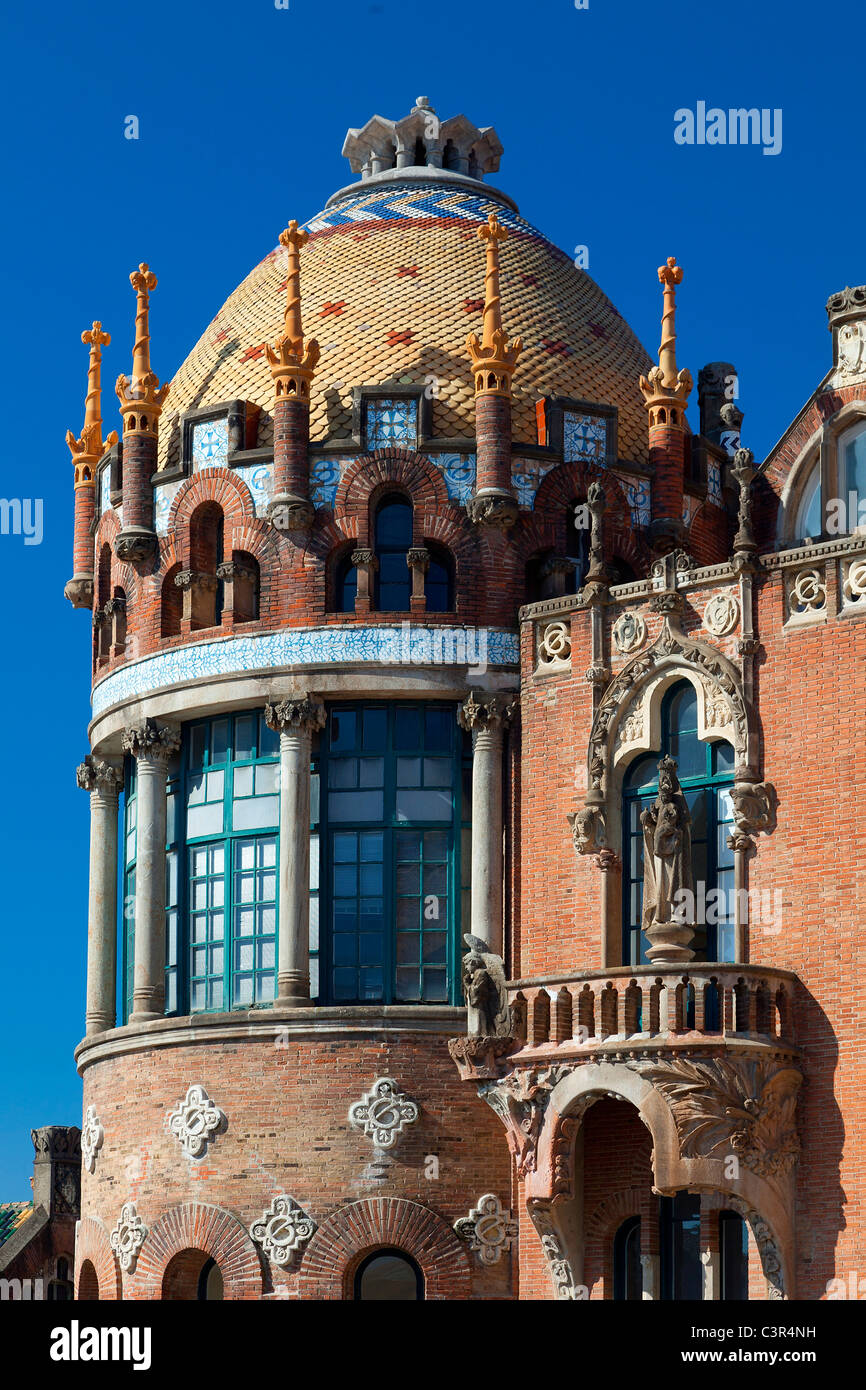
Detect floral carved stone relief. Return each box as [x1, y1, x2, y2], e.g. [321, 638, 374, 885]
[249, 1195, 317, 1268]
[454, 1193, 518, 1265]
[348, 1078, 419, 1149]
[167, 1085, 227, 1160]
[109, 1201, 147, 1273]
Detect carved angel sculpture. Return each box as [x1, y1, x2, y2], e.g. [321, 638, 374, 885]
[462, 934, 511, 1038]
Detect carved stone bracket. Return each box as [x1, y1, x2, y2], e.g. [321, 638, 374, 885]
[466, 490, 519, 530]
[730, 775, 776, 837]
[527, 1201, 584, 1300]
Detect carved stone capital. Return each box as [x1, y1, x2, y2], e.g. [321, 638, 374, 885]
[121, 718, 181, 763]
[174, 569, 218, 592]
[216, 559, 257, 583]
[264, 694, 327, 737]
[114, 528, 158, 565]
[103, 595, 127, 616]
[64, 575, 93, 610]
[650, 590, 685, 616]
[350, 548, 378, 568]
[594, 848, 622, 873]
[466, 490, 520, 530]
[76, 755, 123, 796]
[406, 546, 430, 572]
[268, 494, 315, 533]
[585, 663, 610, 686]
[457, 689, 519, 733]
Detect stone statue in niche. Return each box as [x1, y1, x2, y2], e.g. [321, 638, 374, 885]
[462, 935, 511, 1037]
[640, 755, 695, 962]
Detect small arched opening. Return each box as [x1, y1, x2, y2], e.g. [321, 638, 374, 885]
[78, 1259, 100, 1301]
[162, 1248, 225, 1301]
[353, 1248, 424, 1301]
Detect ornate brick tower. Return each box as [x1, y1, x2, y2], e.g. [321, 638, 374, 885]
[67, 97, 863, 1302]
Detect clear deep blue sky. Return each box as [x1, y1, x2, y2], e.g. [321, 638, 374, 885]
[0, 0, 860, 1196]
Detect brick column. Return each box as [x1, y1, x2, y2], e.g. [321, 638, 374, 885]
[77, 756, 123, 1035]
[639, 257, 693, 553]
[265, 222, 319, 534]
[65, 322, 116, 609]
[115, 264, 168, 565]
[121, 720, 180, 1022]
[265, 695, 326, 1004]
[458, 691, 518, 955]
[466, 212, 521, 530]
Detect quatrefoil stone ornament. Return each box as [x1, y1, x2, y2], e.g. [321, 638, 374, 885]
[81, 1105, 104, 1175]
[454, 1193, 518, 1265]
[703, 592, 740, 636]
[167, 1084, 226, 1159]
[348, 1077, 419, 1149]
[109, 1201, 147, 1273]
[249, 1195, 317, 1268]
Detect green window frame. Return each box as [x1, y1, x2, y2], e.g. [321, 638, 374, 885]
[622, 680, 735, 966]
[318, 702, 469, 1005]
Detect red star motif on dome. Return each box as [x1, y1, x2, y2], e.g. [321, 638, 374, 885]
[241, 344, 266, 362]
[396, 265, 419, 278]
[212, 328, 228, 344]
[521, 275, 538, 287]
[387, 330, 414, 347]
[541, 340, 572, 358]
[321, 301, 347, 317]
[463, 298, 485, 313]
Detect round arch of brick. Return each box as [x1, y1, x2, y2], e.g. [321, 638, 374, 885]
[298, 1198, 472, 1300]
[75, 1216, 121, 1300]
[131, 1203, 263, 1301]
[336, 449, 455, 540]
[168, 466, 257, 539]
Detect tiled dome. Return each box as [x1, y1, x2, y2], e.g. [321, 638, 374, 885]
[158, 179, 653, 471]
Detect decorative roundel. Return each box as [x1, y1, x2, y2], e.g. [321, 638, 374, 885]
[703, 592, 740, 636]
[538, 620, 572, 665]
[612, 611, 646, 654]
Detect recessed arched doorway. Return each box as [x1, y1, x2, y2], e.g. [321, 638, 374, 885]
[161, 1248, 224, 1301]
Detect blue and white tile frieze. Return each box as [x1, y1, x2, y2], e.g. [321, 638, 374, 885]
[154, 480, 183, 535]
[707, 460, 724, 508]
[511, 457, 556, 509]
[438, 454, 475, 504]
[99, 465, 112, 517]
[564, 412, 608, 465]
[233, 463, 273, 517]
[614, 472, 651, 528]
[92, 625, 519, 717]
[309, 456, 352, 510]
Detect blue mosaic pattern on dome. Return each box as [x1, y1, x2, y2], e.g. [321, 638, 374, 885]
[99, 465, 111, 516]
[303, 185, 528, 238]
[512, 456, 557, 509]
[564, 411, 608, 464]
[192, 418, 229, 470]
[365, 398, 418, 450]
[154, 479, 182, 535]
[614, 472, 651, 528]
[233, 463, 272, 516]
[92, 625, 519, 718]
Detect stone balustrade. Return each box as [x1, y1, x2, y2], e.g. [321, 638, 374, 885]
[508, 964, 797, 1053]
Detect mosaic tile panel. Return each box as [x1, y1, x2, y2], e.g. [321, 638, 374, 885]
[365, 398, 418, 450]
[563, 411, 608, 464]
[192, 417, 229, 470]
[614, 472, 651, 527]
[512, 456, 557, 509]
[438, 453, 476, 504]
[707, 460, 724, 508]
[99, 464, 112, 516]
[233, 463, 272, 516]
[309, 456, 352, 510]
[154, 479, 182, 535]
[92, 625, 519, 718]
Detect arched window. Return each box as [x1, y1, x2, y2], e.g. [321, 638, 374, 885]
[197, 1257, 224, 1301]
[837, 422, 866, 533]
[374, 494, 413, 611]
[230, 550, 259, 623]
[622, 680, 736, 966]
[162, 1249, 223, 1300]
[354, 1249, 424, 1300]
[566, 497, 590, 591]
[189, 501, 225, 629]
[161, 562, 183, 638]
[78, 1260, 99, 1301]
[659, 1193, 702, 1301]
[335, 550, 358, 614]
[719, 1210, 749, 1300]
[425, 542, 454, 612]
[412, 134, 426, 165]
[613, 1216, 642, 1301]
[793, 464, 821, 542]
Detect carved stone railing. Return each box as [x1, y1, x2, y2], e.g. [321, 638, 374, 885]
[507, 964, 797, 1056]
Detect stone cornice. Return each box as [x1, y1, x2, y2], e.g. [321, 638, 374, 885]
[74, 1005, 467, 1074]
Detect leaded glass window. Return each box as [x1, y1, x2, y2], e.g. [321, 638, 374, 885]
[191, 417, 229, 470]
[364, 398, 418, 451]
[319, 702, 467, 1005]
[622, 681, 735, 966]
[374, 495, 413, 611]
[564, 411, 609, 465]
[839, 423, 866, 532]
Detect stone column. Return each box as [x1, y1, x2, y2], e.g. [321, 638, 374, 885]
[458, 691, 518, 956]
[406, 546, 429, 613]
[595, 850, 623, 968]
[265, 695, 326, 1004]
[77, 756, 123, 1035]
[351, 549, 378, 615]
[121, 720, 180, 1022]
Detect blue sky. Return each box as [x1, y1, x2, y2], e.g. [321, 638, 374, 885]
[0, 0, 860, 1196]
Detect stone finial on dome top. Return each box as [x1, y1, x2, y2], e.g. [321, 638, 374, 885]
[115, 263, 169, 430]
[265, 220, 320, 400]
[66, 322, 118, 484]
[341, 98, 503, 182]
[466, 212, 523, 398]
[639, 256, 693, 410]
